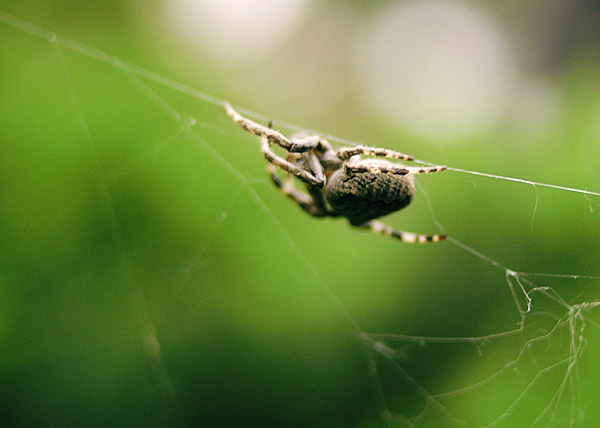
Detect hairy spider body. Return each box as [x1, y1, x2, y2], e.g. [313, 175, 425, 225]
[325, 159, 415, 225]
[224, 102, 446, 243]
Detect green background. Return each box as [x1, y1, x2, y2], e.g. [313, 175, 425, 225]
[1, 1, 599, 427]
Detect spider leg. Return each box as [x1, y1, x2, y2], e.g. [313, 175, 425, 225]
[292, 135, 333, 152]
[261, 136, 325, 187]
[337, 145, 414, 161]
[225, 102, 320, 153]
[267, 164, 327, 217]
[301, 152, 326, 183]
[292, 133, 333, 149]
[345, 161, 446, 176]
[354, 220, 445, 243]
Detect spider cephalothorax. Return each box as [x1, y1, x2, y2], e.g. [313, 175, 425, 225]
[224, 102, 446, 243]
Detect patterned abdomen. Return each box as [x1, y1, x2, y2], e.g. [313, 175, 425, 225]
[325, 161, 415, 225]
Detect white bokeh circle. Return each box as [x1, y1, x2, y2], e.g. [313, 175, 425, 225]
[165, 0, 310, 63]
[355, 1, 517, 143]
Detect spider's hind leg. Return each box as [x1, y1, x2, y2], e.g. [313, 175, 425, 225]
[354, 220, 445, 244]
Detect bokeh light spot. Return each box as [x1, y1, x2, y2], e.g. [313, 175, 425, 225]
[355, 1, 517, 143]
[166, 0, 310, 63]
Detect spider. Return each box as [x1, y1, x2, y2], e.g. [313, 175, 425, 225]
[224, 102, 447, 243]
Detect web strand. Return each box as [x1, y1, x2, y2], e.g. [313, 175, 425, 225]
[446, 166, 600, 198]
[51, 35, 175, 400]
[1, 11, 600, 202]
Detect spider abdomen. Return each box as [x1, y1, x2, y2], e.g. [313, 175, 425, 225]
[325, 160, 415, 225]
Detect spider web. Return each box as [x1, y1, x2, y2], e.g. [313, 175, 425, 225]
[1, 11, 600, 428]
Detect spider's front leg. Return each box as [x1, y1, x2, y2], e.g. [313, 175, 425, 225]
[261, 136, 325, 187]
[337, 145, 414, 161]
[266, 164, 328, 217]
[355, 220, 446, 243]
[225, 102, 323, 153]
[345, 160, 447, 176]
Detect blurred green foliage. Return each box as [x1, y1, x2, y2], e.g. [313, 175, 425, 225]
[1, 1, 600, 427]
